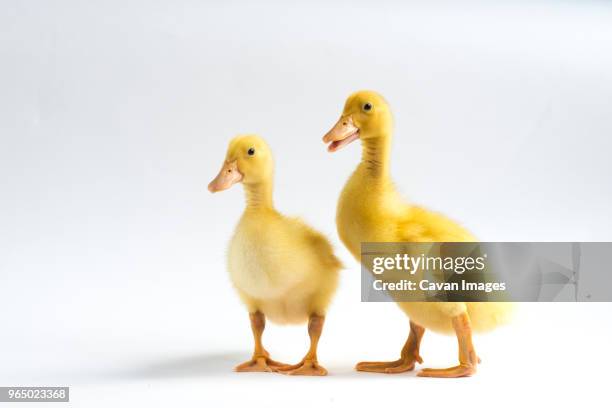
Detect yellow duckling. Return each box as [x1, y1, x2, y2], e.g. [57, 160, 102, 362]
[322, 91, 512, 378]
[208, 135, 341, 376]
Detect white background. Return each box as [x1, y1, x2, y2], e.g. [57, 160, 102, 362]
[1, 0, 612, 407]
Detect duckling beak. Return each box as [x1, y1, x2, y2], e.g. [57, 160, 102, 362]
[208, 160, 243, 193]
[323, 116, 360, 152]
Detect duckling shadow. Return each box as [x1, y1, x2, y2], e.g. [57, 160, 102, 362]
[112, 352, 249, 380]
[100, 353, 423, 381]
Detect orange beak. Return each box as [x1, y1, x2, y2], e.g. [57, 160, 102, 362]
[208, 160, 243, 193]
[322, 116, 360, 152]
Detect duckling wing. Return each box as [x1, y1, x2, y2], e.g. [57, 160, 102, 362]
[397, 206, 476, 243]
[285, 216, 343, 271]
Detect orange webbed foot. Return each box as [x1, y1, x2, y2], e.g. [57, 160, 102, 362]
[417, 364, 476, 378]
[277, 359, 328, 376]
[234, 355, 291, 373]
[356, 354, 422, 374]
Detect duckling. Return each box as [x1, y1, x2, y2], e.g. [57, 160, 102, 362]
[322, 91, 512, 378]
[208, 135, 341, 376]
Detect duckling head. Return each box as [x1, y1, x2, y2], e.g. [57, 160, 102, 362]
[323, 90, 393, 152]
[208, 135, 274, 193]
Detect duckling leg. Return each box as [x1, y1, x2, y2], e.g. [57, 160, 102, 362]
[277, 314, 328, 376]
[418, 312, 478, 378]
[235, 311, 290, 372]
[355, 320, 425, 373]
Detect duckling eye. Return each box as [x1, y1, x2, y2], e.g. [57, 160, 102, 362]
[363, 102, 372, 112]
[247, 147, 255, 156]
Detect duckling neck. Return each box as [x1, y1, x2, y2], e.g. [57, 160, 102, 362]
[244, 181, 274, 210]
[359, 134, 392, 181]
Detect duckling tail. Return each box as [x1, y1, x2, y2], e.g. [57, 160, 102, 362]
[467, 302, 515, 333]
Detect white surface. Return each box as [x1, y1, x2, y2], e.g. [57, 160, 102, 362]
[1, 0, 612, 407]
